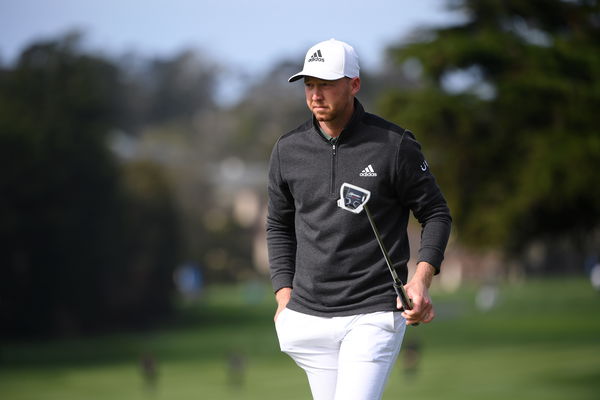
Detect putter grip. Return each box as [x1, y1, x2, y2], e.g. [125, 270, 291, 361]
[394, 282, 419, 326]
[394, 282, 412, 310]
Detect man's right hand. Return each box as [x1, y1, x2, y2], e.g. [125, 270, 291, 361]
[274, 287, 292, 322]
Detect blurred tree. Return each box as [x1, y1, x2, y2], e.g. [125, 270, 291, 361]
[150, 50, 218, 123]
[0, 34, 123, 336]
[107, 160, 180, 324]
[228, 60, 306, 161]
[116, 50, 219, 131]
[380, 0, 600, 266]
[0, 34, 180, 337]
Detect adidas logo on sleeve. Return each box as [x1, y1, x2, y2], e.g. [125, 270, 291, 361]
[359, 164, 377, 177]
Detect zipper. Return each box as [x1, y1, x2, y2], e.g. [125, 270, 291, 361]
[330, 142, 337, 196]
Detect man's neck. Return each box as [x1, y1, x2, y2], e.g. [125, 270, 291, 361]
[318, 122, 342, 138]
[318, 127, 336, 142]
[318, 105, 355, 138]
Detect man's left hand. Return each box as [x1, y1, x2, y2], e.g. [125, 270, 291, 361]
[398, 262, 436, 325]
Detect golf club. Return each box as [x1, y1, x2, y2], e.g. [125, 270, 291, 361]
[337, 183, 417, 322]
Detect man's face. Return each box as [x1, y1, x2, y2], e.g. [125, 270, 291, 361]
[304, 77, 360, 124]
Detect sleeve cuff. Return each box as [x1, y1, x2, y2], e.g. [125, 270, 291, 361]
[417, 247, 444, 275]
[271, 273, 294, 293]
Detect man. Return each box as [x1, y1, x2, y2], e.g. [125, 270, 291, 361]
[267, 39, 451, 400]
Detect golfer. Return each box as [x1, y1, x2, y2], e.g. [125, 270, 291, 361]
[267, 39, 452, 400]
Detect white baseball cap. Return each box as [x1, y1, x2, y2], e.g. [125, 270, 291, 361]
[288, 39, 360, 82]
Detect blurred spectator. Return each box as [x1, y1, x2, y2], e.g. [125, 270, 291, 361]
[174, 262, 204, 300]
[476, 285, 499, 312]
[401, 339, 422, 377]
[590, 264, 600, 291]
[140, 352, 159, 392]
[226, 350, 246, 389]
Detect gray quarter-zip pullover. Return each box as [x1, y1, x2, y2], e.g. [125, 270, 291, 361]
[267, 100, 451, 317]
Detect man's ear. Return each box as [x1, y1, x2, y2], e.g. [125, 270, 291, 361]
[351, 77, 361, 95]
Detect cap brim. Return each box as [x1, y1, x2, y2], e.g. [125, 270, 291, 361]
[288, 70, 346, 83]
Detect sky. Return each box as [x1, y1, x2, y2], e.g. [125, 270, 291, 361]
[0, 0, 463, 102]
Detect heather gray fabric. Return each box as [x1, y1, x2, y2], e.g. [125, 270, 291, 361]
[267, 100, 451, 317]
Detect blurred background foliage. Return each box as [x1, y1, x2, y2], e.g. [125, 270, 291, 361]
[0, 0, 599, 339]
[380, 0, 600, 258]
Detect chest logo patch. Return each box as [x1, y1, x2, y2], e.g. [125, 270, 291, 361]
[359, 164, 377, 177]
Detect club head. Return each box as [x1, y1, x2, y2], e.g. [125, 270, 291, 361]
[337, 183, 371, 214]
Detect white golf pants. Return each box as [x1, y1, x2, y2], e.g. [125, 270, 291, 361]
[275, 308, 406, 400]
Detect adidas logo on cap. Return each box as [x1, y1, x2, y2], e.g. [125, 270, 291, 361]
[308, 50, 324, 62]
[359, 164, 377, 177]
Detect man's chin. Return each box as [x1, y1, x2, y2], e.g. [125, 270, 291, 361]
[313, 111, 332, 121]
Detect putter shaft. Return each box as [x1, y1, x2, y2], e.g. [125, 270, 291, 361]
[363, 204, 414, 312]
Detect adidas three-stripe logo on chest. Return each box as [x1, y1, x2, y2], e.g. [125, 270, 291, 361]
[359, 164, 377, 177]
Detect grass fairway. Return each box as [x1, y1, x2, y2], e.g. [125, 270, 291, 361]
[1, 277, 599, 399]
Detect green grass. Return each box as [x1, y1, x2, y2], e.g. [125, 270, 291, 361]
[1, 277, 599, 399]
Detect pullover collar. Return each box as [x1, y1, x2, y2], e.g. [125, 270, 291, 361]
[312, 98, 365, 144]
